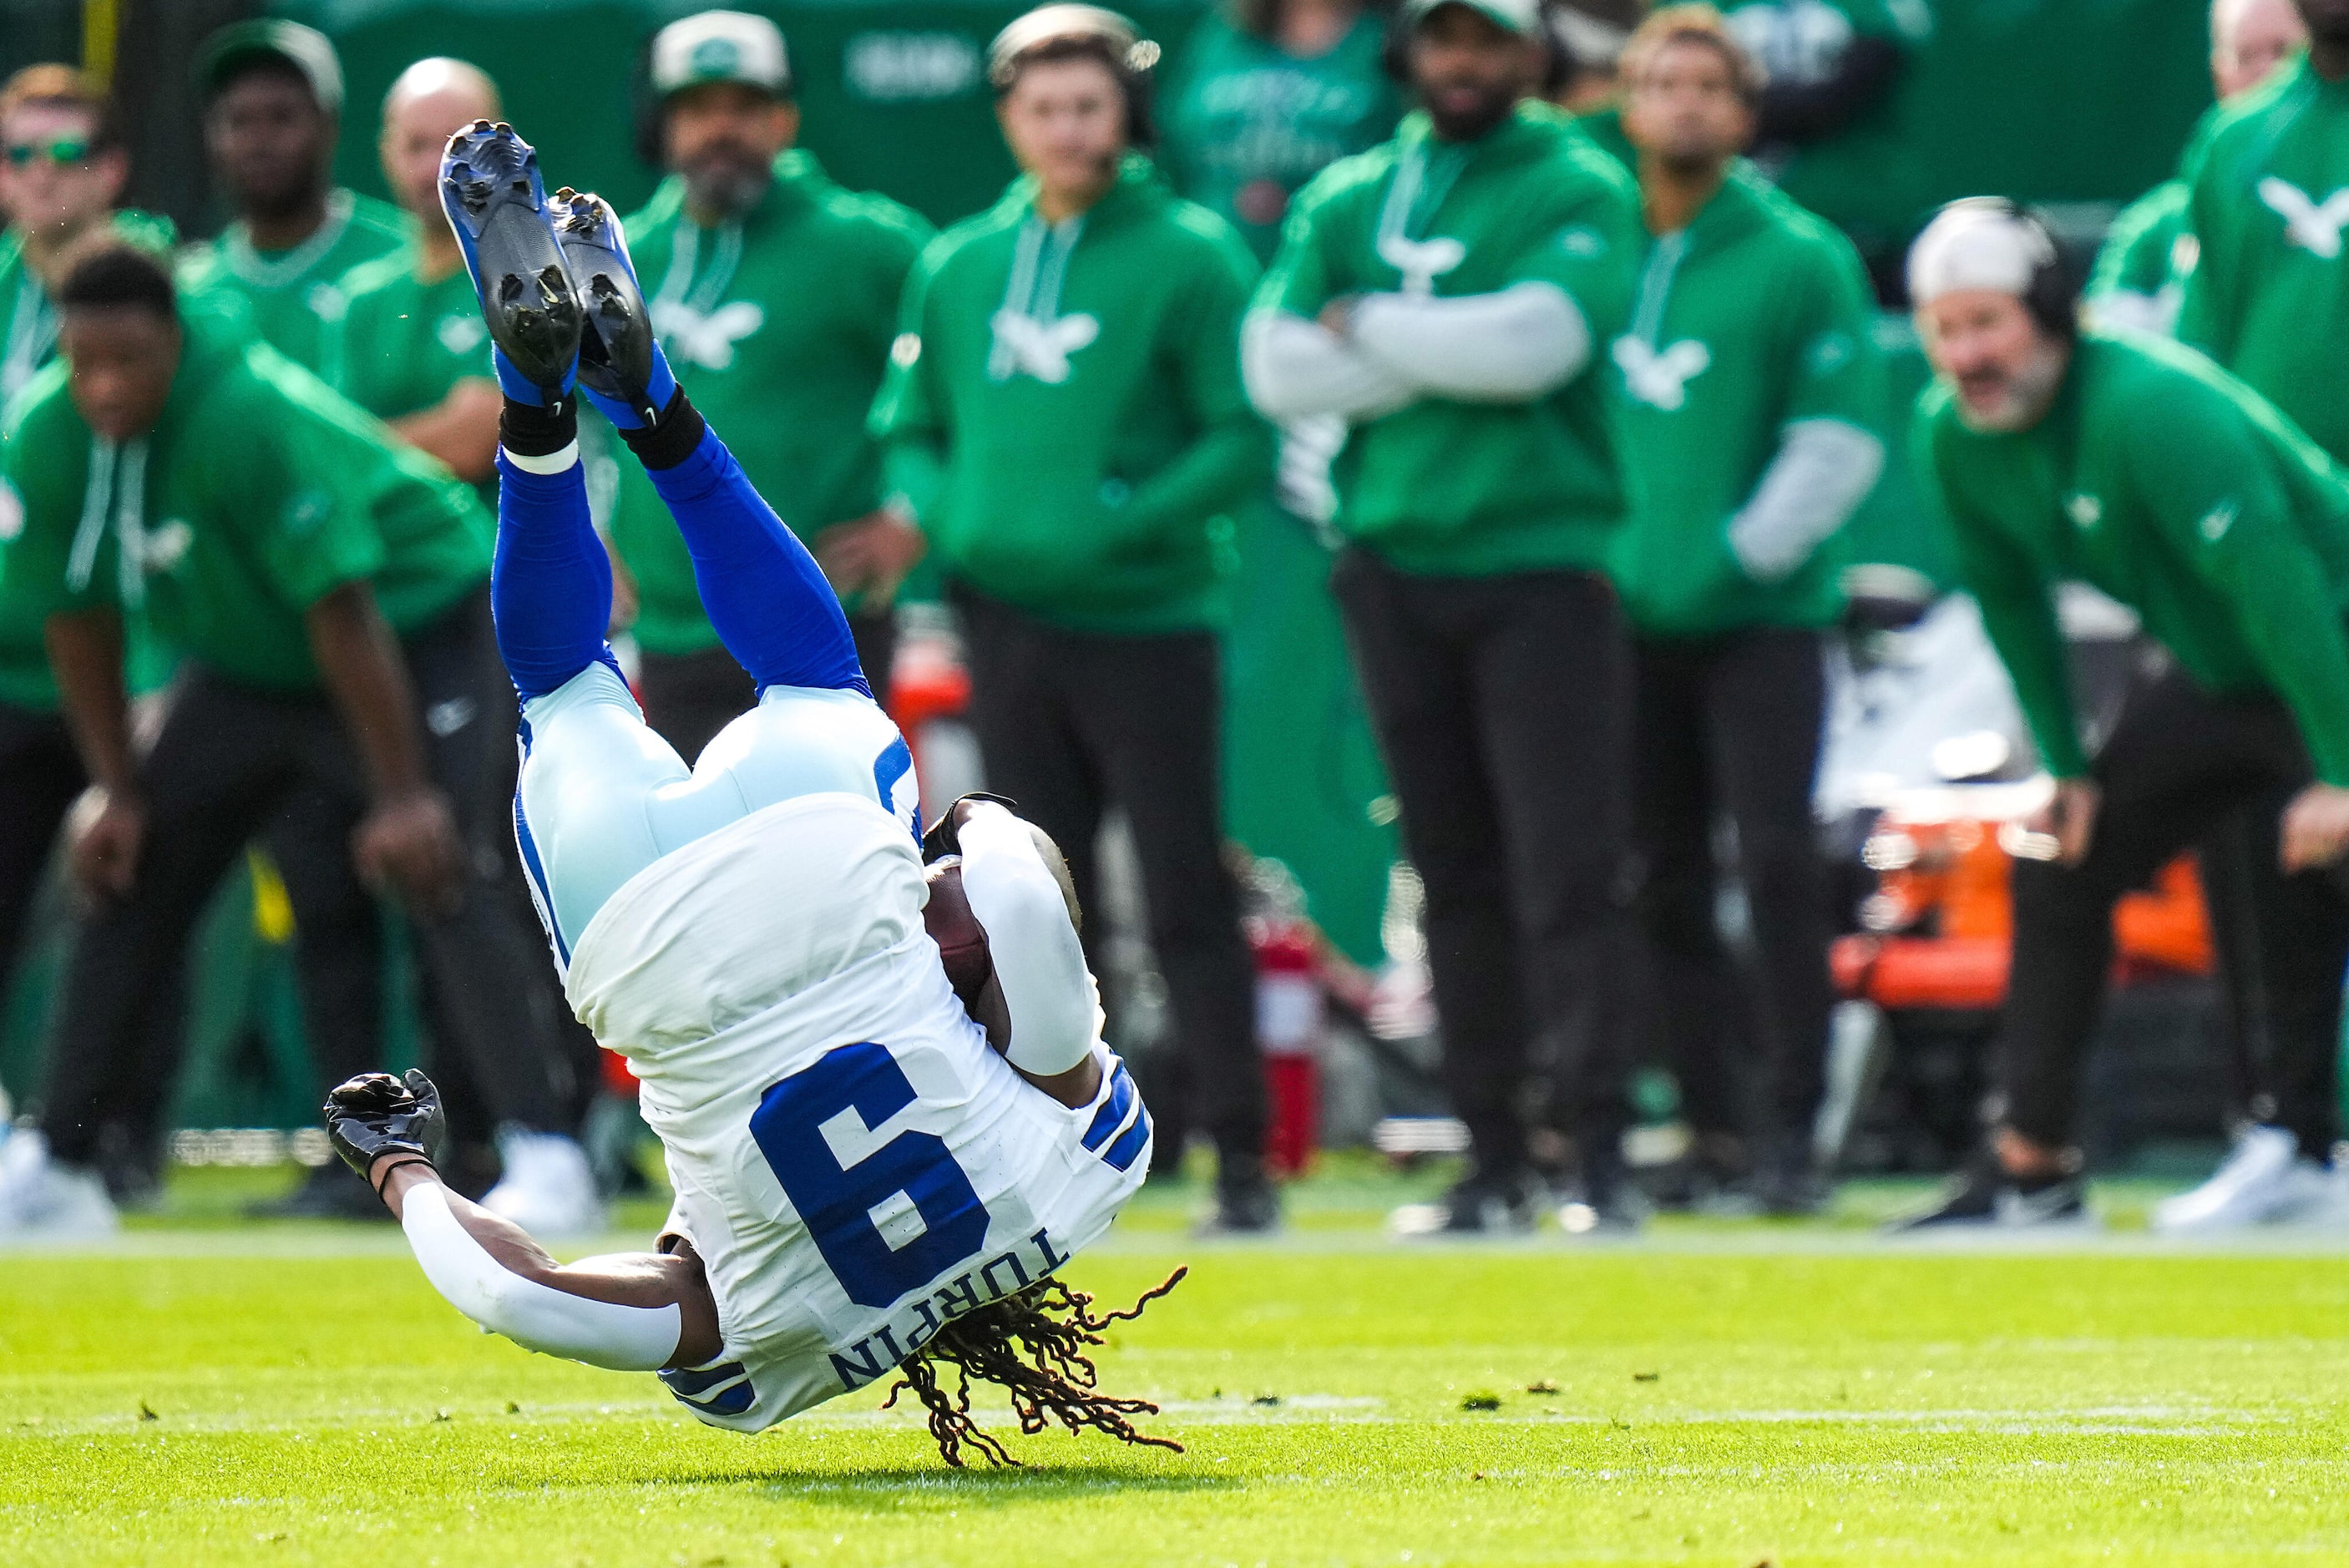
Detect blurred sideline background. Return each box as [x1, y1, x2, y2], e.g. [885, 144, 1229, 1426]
[0, 0, 2247, 1175]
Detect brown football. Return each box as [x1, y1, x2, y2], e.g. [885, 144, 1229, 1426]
[924, 860, 990, 996]
[924, 860, 1010, 1047]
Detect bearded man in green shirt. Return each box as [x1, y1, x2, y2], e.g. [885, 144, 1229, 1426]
[0, 247, 592, 1238]
[175, 20, 411, 382]
[1610, 8, 1886, 1215]
[602, 8, 933, 762]
[2086, 0, 2304, 336]
[1900, 200, 2349, 1233]
[1243, 0, 1644, 1232]
[330, 58, 507, 489]
[873, 4, 1278, 1232]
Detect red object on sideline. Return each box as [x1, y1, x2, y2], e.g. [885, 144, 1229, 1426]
[1251, 916, 1324, 1177]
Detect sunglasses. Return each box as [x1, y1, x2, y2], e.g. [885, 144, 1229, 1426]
[3, 134, 93, 169]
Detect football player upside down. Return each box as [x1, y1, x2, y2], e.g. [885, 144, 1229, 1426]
[322, 117, 1177, 1468]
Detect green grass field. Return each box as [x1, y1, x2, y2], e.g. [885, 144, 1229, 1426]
[8, 1164, 2349, 1565]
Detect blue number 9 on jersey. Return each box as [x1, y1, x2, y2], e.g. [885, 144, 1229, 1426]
[750, 1042, 990, 1309]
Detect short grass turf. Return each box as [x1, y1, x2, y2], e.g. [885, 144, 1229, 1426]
[8, 1184, 2349, 1565]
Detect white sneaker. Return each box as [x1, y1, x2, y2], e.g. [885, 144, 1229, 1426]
[481, 1130, 606, 1237]
[2151, 1125, 2331, 1235]
[0, 1130, 120, 1239]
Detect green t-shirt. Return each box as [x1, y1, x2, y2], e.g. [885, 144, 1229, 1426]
[0, 316, 489, 692]
[2179, 56, 2349, 465]
[329, 246, 490, 422]
[872, 156, 1271, 635]
[1915, 331, 2349, 785]
[2087, 180, 2194, 336]
[176, 188, 413, 378]
[1251, 104, 1642, 577]
[607, 152, 932, 655]
[1159, 12, 1401, 264]
[1721, 0, 1933, 262]
[1609, 169, 1882, 635]
[0, 210, 181, 711]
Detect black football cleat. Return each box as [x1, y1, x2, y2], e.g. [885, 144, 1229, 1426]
[549, 186, 676, 427]
[439, 120, 580, 406]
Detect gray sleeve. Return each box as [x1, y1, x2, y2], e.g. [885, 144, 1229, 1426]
[1726, 417, 1887, 583]
[1241, 311, 1419, 422]
[1347, 282, 1592, 402]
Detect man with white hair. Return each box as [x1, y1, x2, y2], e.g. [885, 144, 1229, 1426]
[1899, 198, 2349, 1231]
[2086, 0, 2306, 335]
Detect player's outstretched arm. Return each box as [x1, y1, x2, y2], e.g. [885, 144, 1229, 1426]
[327, 1072, 721, 1371]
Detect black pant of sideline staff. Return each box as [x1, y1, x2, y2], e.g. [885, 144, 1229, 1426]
[1331, 549, 1636, 1208]
[640, 609, 899, 765]
[2002, 655, 2349, 1159]
[37, 590, 570, 1176]
[0, 703, 85, 986]
[1632, 629, 1834, 1191]
[950, 584, 1268, 1205]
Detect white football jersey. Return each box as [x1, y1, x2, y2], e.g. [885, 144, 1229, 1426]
[563, 791, 1151, 1432]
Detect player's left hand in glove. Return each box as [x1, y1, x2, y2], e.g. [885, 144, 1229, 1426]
[324, 1070, 448, 1198]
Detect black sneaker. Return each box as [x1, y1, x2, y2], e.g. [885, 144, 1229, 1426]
[1753, 1141, 1831, 1219]
[1557, 1156, 1648, 1237]
[1888, 1160, 2093, 1232]
[1197, 1176, 1281, 1236]
[248, 1162, 391, 1222]
[1391, 1170, 1539, 1237]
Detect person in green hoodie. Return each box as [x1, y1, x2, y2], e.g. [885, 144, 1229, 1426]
[1609, 8, 1884, 1213]
[2179, 0, 2349, 467]
[0, 245, 594, 1237]
[2085, 0, 2304, 337]
[1899, 200, 2349, 1234]
[1243, 0, 1644, 1232]
[1159, 0, 1402, 265]
[603, 8, 934, 762]
[872, 3, 1278, 1233]
[175, 21, 413, 381]
[0, 65, 177, 1016]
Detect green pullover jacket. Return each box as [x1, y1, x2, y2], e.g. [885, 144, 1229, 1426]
[2179, 53, 2349, 464]
[0, 311, 489, 693]
[1250, 104, 1641, 577]
[1609, 167, 1881, 635]
[1916, 331, 2349, 787]
[871, 155, 1272, 635]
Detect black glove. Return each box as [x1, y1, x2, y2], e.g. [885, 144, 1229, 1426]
[920, 792, 1020, 863]
[324, 1070, 448, 1193]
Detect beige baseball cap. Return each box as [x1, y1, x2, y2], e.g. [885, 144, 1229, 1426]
[651, 9, 792, 98]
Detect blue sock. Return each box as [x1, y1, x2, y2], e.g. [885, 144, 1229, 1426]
[491, 404, 619, 700]
[640, 414, 868, 697]
[494, 343, 576, 408]
[576, 336, 677, 431]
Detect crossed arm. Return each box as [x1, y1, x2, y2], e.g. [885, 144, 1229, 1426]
[1243, 282, 1593, 422]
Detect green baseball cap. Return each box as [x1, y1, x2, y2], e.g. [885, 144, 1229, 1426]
[196, 18, 345, 113]
[1401, 0, 1544, 38]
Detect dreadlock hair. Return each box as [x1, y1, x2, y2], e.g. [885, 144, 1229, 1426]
[883, 1266, 1187, 1468]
